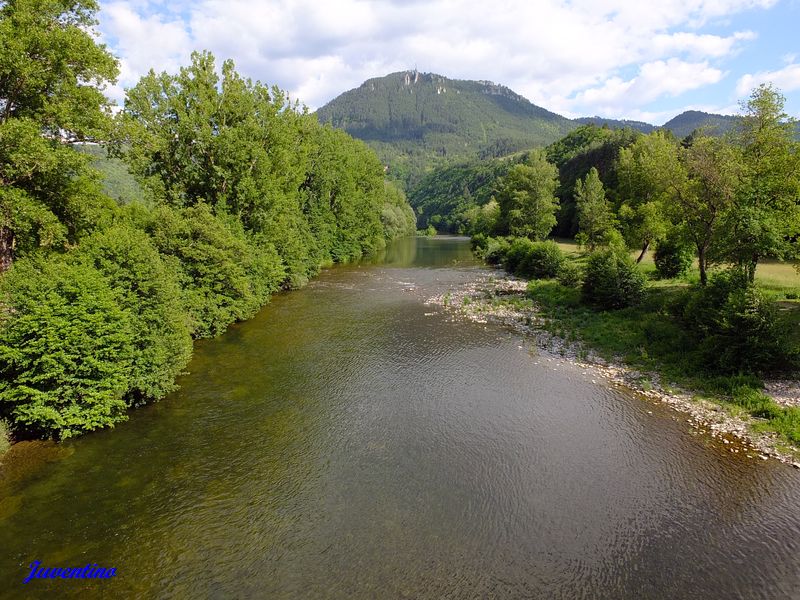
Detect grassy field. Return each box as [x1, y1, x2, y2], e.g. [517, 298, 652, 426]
[552, 237, 800, 296]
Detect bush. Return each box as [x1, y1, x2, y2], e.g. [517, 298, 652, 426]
[557, 261, 583, 288]
[503, 238, 536, 273]
[654, 235, 693, 279]
[518, 241, 565, 279]
[0, 257, 134, 438]
[483, 237, 511, 265]
[76, 225, 193, 402]
[146, 206, 284, 338]
[471, 233, 489, 254]
[682, 271, 792, 374]
[582, 248, 647, 309]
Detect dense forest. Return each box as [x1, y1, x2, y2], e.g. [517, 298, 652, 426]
[0, 0, 415, 442]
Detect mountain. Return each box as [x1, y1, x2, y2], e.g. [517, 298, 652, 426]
[315, 71, 575, 188]
[660, 110, 737, 139]
[574, 116, 656, 134]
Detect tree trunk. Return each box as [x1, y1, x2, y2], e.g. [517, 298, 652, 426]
[635, 241, 649, 264]
[0, 226, 13, 273]
[698, 245, 707, 286]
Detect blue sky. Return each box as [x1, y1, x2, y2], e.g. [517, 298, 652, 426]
[96, 0, 800, 124]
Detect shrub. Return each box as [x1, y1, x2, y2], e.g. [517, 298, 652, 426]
[518, 241, 565, 279]
[557, 261, 583, 288]
[682, 271, 792, 374]
[0, 257, 134, 438]
[146, 206, 284, 338]
[503, 238, 536, 273]
[471, 233, 489, 254]
[654, 235, 693, 279]
[582, 248, 647, 309]
[483, 237, 511, 265]
[76, 225, 193, 402]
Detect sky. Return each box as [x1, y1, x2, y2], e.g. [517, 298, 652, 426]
[96, 0, 800, 125]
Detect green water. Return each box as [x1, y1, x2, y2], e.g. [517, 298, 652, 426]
[1, 236, 799, 599]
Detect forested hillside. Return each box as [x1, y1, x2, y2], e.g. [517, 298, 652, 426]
[0, 0, 415, 442]
[316, 71, 575, 188]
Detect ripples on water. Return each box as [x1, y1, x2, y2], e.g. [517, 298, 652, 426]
[1, 237, 799, 599]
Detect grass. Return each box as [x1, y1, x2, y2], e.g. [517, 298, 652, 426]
[524, 277, 800, 446]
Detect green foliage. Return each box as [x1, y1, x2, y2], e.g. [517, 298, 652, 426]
[417, 224, 437, 237]
[496, 152, 559, 240]
[478, 236, 564, 279]
[654, 234, 694, 279]
[316, 71, 575, 189]
[75, 225, 193, 401]
[381, 181, 417, 240]
[483, 236, 511, 265]
[0, 0, 119, 271]
[574, 167, 613, 250]
[73, 144, 144, 207]
[0, 257, 134, 438]
[582, 247, 647, 309]
[557, 261, 583, 288]
[720, 84, 800, 280]
[145, 205, 284, 338]
[680, 271, 793, 374]
[408, 155, 517, 233]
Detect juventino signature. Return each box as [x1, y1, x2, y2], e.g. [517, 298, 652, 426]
[23, 561, 117, 584]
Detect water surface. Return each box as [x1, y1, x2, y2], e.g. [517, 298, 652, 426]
[1, 236, 799, 599]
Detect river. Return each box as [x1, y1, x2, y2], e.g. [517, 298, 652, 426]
[1, 236, 799, 599]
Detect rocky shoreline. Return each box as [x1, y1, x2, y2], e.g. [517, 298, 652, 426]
[425, 270, 800, 468]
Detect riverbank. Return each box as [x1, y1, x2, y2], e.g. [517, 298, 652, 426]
[426, 270, 800, 467]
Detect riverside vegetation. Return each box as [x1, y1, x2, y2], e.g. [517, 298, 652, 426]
[463, 87, 800, 449]
[0, 0, 416, 445]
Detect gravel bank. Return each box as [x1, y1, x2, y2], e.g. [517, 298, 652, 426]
[425, 271, 800, 468]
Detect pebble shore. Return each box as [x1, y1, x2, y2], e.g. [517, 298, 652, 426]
[425, 271, 800, 468]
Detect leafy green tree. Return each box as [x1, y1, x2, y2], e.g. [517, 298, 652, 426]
[76, 225, 193, 401]
[0, 257, 134, 438]
[721, 84, 800, 281]
[574, 167, 613, 250]
[145, 205, 284, 338]
[496, 151, 559, 240]
[0, 0, 118, 271]
[673, 135, 741, 285]
[616, 131, 681, 262]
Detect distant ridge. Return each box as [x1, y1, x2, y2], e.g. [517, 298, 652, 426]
[574, 116, 656, 134]
[315, 71, 575, 187]
[660, 110, 737, 139]
[316, 70, 747, 187]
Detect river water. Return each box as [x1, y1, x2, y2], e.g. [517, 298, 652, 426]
[1, 236, 799, 599]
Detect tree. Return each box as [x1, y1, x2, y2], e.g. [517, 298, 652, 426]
[616, 131, 681, 262]
[574, 167, 613, 250]
[0, 257, 134, 438]
[673, 135, 741, 285]
[721, 84, 800, 281]
[496, 151, 559, 240]
[0, 0, 118, 271]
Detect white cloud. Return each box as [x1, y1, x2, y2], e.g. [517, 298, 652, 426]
[97, 0, 776, 116]
[737, 63, 800, 95]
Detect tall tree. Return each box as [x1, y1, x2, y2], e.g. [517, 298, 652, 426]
[673, 136, 741, 285]
[616, 131, 680, 262]
[574, 167, 614, 251]
[722, 84, 800, 281]
[0, 0, 118, 271]
[496, 151, 559, 240]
